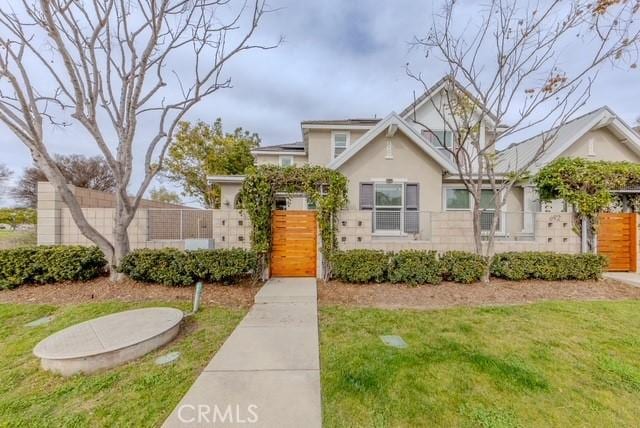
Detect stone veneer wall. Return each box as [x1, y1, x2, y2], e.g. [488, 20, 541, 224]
[337, 210, 581, 254]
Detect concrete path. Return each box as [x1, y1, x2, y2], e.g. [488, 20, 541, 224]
[163, 278, 321, 428]
[604, 272, 640, 288]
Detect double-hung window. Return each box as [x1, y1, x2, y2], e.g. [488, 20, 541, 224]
[445, 188, 470, 210]
[423, 130, 455, 149]
[445, 188, 503, 233]
[374, 183, 403, 232]
[360, 182, 420, 234]
[332, 131, 350, 159]
[479, 189, 500, 233]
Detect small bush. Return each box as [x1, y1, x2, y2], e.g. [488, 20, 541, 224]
[388, 250, 441, 285]
[490, 252, 608, 281]
[118, 248, 257, 286]
[0, 245, 107, 289]
[330, 250, 388, 283]
[186, 249, 257, 284]
[440, 251, 487, 284]
[118, 248, 193, 286]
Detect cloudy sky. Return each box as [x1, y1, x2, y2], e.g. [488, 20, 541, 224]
[1, 0, 638, 205]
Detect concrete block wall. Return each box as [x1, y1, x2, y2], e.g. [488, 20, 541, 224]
[37, 182, 251, 251]
[337, 210, 580, 254]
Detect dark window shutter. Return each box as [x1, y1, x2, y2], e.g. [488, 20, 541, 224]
[405, 183, 419, 210]
[405, 183, 419, 233]
[359, 183, 374, 210]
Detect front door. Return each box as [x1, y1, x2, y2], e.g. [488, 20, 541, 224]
[598, 213, 637, 272]
[270, 211, 317, 277]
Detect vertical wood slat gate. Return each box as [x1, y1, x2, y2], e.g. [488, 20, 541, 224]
[270, 211, 317, 277]
[598, 213, 637, 272]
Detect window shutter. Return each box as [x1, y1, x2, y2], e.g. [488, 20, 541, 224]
[359, 183, 373, 210]
[405, 183, 419, 210]
[405, 183, 419, 233]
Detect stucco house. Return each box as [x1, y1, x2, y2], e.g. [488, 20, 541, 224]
[212, 79, 639, 231]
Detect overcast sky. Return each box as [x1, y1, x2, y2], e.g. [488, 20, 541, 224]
[1, 0, 638, 205]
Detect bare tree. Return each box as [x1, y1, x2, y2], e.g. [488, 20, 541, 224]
[13, 154, 117, 208]
[0, 1, 278, 278]
[407, 0, 639, 281]
[0, 163, 11, 193]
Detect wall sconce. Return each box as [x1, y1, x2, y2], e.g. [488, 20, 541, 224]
[223, 200, 230, 207]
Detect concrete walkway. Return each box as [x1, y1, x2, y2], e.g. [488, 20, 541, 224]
[163, 277, 321, 428]
[604, 272, 640, 288]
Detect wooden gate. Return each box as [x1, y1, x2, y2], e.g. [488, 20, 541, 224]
[598, 213, 637, 272]
[271, 211, 317, 277]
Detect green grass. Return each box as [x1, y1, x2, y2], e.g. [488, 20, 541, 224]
[0, 301, 245, 427]
[320, 301, 640, 427]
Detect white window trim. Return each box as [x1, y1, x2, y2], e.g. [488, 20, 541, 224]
[442, 185, 506, 235]
[331, 130, 351, 160]
[278, 155, 294, 167]
[372, 181, 406, 236]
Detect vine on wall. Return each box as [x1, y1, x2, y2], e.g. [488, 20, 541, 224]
[534, 158, 640, 217]
[238, 165, 348, 276]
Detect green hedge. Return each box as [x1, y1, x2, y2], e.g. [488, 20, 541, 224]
[389, 250, 441, 285]
[0, 246, 107, 289]
[118, 248, 257, 286]
[330, 249, 608, 284]
[490, 252, 608, 281]
[440, 251, 487, 284]
[330, 249, 388, 283]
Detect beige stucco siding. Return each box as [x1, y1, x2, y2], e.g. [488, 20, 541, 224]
[307, 129, 368, 166]
[338, 131, 445, 211]
[561, 128, 640, 162]
[255, 154, 308, 166]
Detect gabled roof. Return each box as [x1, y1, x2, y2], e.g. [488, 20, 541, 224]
[327, 112, 456, 172]
[251, 141, 306, 155]
[400, 75, 501, 125]
[497, 106, 640, 173]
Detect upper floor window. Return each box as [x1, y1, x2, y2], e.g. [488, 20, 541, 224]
[422, 130, 455, 149]
[332, 131, 350, 159]
[279, 155, 294, 167]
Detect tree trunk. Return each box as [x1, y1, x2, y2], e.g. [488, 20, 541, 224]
[110, 194, 133, 281]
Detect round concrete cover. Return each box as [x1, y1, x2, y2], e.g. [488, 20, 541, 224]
[33, 307, 184, 360]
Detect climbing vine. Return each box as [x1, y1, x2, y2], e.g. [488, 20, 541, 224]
[238, 165, 348, 276]
[534, 158, 640, 217]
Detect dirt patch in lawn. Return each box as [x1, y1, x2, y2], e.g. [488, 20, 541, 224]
[0, 277, 261, 308]
[318, 278, 640, 310]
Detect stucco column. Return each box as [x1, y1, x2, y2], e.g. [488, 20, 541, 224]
[522, 186, 539, 233]
[219, 183, 242, 210]
[37, 181, 64, 245]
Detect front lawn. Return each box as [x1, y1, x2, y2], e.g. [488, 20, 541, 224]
[0, 301, 245, 427]
[321, 301, 640, 427]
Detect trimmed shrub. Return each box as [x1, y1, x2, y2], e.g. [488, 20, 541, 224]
[490, 252, 608, 281]
[0, 245, 107, 289]
[330, 250, 388, 283]
[118, 248, 192, 286]
[118, 248, 257, 286]
[186, 249, 257, 284]
[388, 250, 441, 285]
[440, 251, 487, 284]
